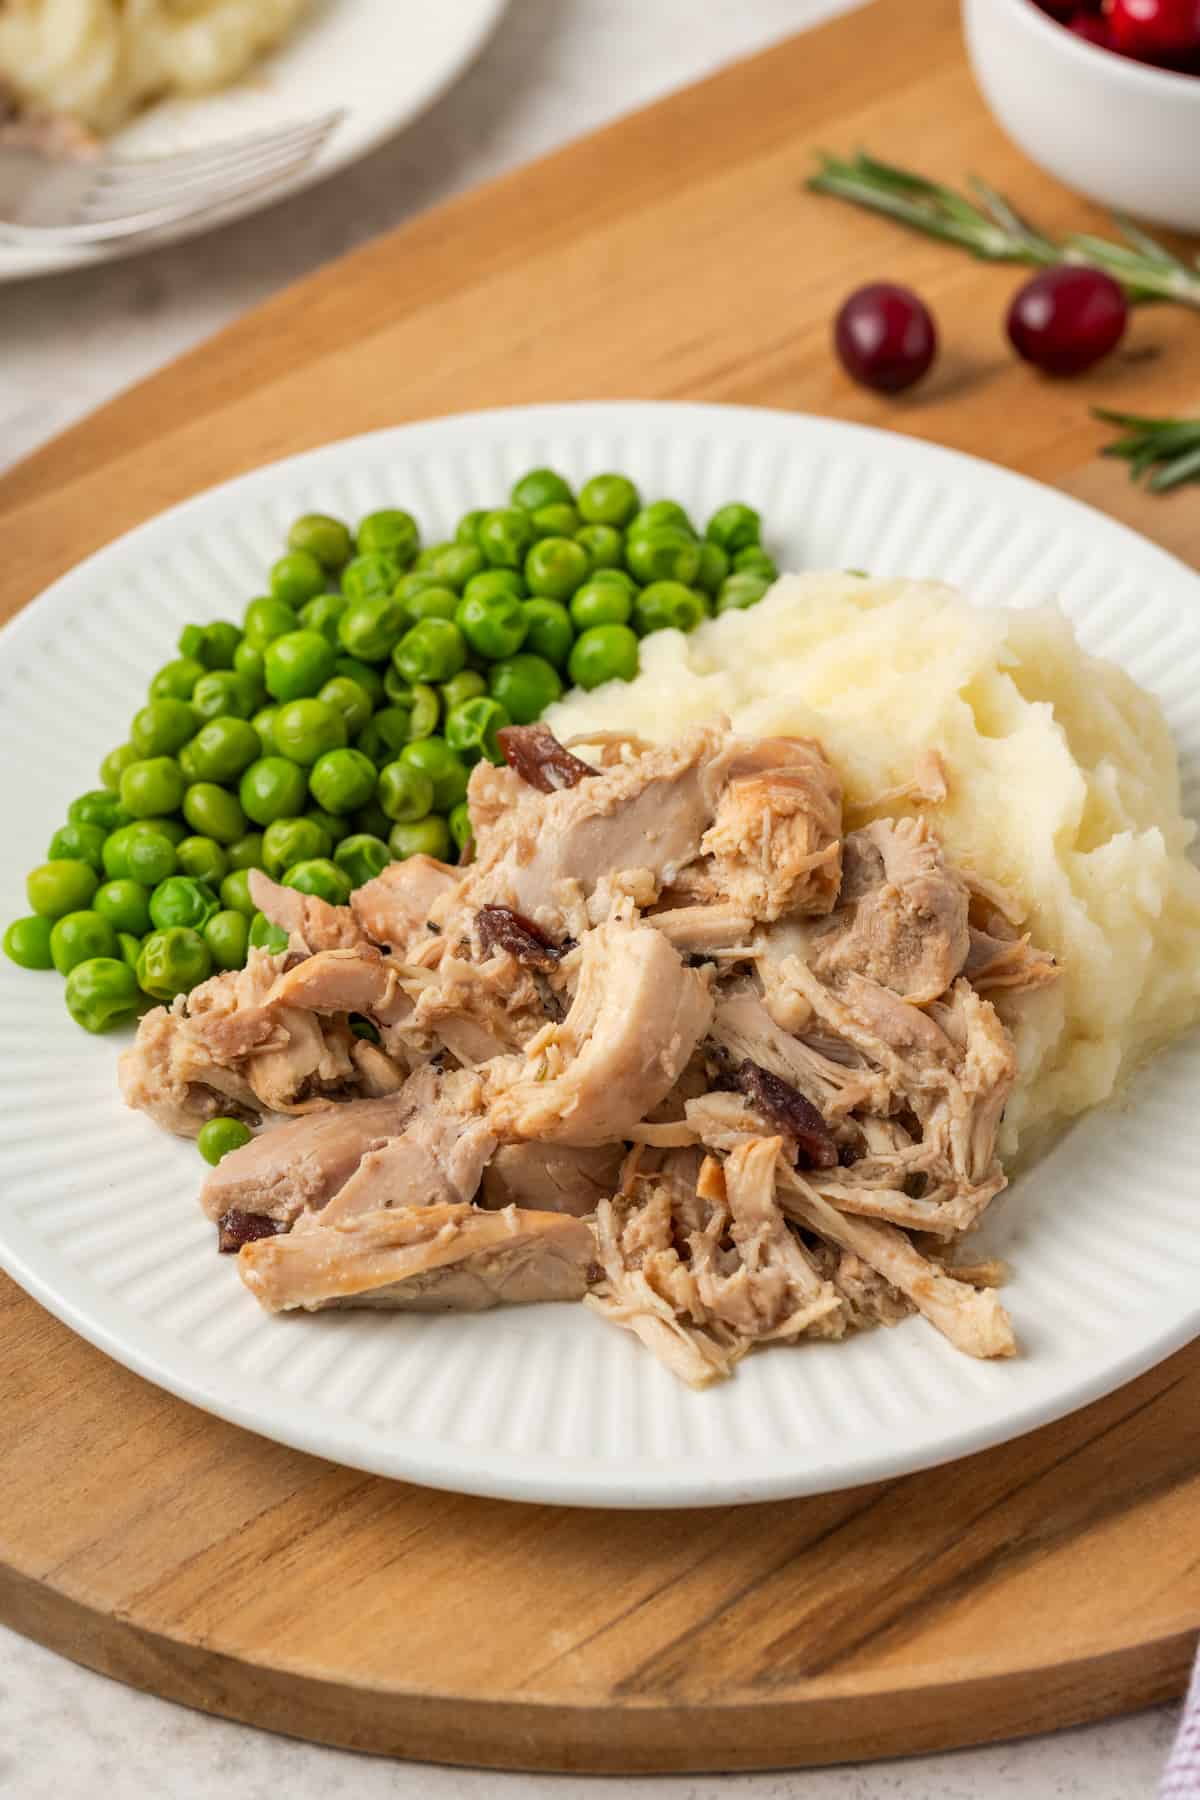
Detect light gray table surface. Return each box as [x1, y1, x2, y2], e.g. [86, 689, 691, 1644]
[0, 2, 1184, 1794]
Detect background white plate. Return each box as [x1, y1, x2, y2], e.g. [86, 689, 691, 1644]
[0, 0, 508, 283]
[2, 401, 1199, 1509]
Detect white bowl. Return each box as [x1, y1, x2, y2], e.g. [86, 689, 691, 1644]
[963, 0, 1200, 232]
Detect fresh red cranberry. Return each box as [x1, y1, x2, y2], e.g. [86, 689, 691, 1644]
[1108, 0, 1200, 57]
[1006, 267, 1128, 376]
[1068, 12, 1115, 44]
[833, 283, 938, 394]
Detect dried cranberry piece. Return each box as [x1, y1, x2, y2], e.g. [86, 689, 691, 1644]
[218, 1210, 286, 1254]
[477, 904, 568, 970]
[735, 1060, 839, 1170]
[497, 724, 595, 793]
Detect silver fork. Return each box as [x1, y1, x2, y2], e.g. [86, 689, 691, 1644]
[0, 110, 344, 246]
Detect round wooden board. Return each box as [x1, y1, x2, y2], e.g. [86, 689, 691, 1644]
[3, 0, 1200, 1769]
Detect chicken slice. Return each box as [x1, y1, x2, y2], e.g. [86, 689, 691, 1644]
[488, 916, 713, 1147]
[249, 870, 367, 954]
[307, 1105, 497, 1227]
[646, 902, 756, 956]
[480, 1143, 625, 1217]
[709, 981, 888, 1120]
[695, 737, 843, 922]
[119, 1003, 261, 1138]
[239, 1203, 595, 1313]
[807, 818, 970, 1004]
[351, 856, 462, 958]
[964, 927, 1060, 995]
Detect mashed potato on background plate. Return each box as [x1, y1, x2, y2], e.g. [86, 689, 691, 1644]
[548, 573, 1200, 1160]
[0, 0, 309, 134]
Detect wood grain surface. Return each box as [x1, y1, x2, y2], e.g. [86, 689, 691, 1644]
[2, 0, 1199, 1771]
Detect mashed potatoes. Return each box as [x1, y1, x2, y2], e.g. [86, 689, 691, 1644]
[548, 573, 1200, 1159]
[0, 0, 308, 135]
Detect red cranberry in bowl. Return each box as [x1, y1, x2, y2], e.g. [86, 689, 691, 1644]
[1068, 12, 1115, 45]
[833, 283, 938, 394]
[1108, 0, 1200, 60]
[1006, 266, 1128, 375]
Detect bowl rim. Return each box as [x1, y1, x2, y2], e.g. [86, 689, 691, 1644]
[989, 0, 1200, 96]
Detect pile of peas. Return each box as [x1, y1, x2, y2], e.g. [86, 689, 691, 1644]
[4, 469, 774, 1041]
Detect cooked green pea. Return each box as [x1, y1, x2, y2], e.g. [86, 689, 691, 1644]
[456, 590, 528, 661]
[137, 927, 211, 1001]
[341, 552, 402, 603]
[429, 544, 485, 590]
[308, 748, 377, 816]
[404, 585, 460, 624]
[125, 830, 177, 888]
[249, 912, 290, 955]
[588, 566, 638, 595]
[227, 832, 264, 872]
[220, 868, 256, 918]
[197, 1116, 253, 1166]
[632, 500, 696, 537]
[334, 833, 391, 888]
[356, 704, 416, 767]
[393, 619, 467, 685]
[328, 663, 382, 713]
[243, 595, 299, 648]
[188, 717, 262, 785]
[102, 825, 145, 882]
[567, 624, 640, 690]
[337, 596, 407, 663]
[178, 624, 206, 661]
[289, 513, 352, 570]
[575, 523, 623, 570]
[696, 541, 730, 594]
[522, 599, 574, 668]
[176, 837, 228, 885]
[530, 502, 580, 540]
[272, 698, 347, 767]
[65, 957, 139, 1033]
[456, 509, 486, 546]
[445, 697, 509, 765]
[263, 630, 337, 703]
[733, 546, 777, 582]
[192, 671, 254, 723]
[251, 707, 279, 755]
[100, 743, 138, 793]
[50, 910, 118, 975]
[462, 569, 528, 608]
[377, 761, 434, 824]
[307, 807, 347, 847]
[4, 915, 53, 970]
[511, 468, 574, 512]
[238, 757, 309, 827]
[716, 573, 770, 613]
[282, 858, 353, 906]
[405, 684, 440, 741]
[706, 503, 761, 554]
[270, 550, 325, 608]
[149, 877, 219, 933]
[149, 657, 205, 702]
[441, 670, 487, 712]
[70, 789, 130, 832]
[117, 932, 142, 970]
[48, 822, 107, 875]
[356, 510, 419, 565]
[479, 507, 535, 571]
[394, 570, 450, 612]
[525, 537, 590, 601]
[299, 592, 348, 646]
[183, 783, 248, 845]
[120, 757, 185, 820]
[625, 527, 702, 586]
[178, 742, 200, 784]
[578, 473, 640, 528]
[633, 581, 707, 636]
[487, 653, 562, 725]
[204, 909, 250, 972]
[262, 816, 331, 878]
[571, 580, 632, 631]
[131, 699, 197, 759]
[318, 676, 373, 738]
[389, 817, 452, 862]
[448, 801, 473, 857]
[141, 816, 187, 847]
[192, 621, 243, 671]
[234, 640, 265, 686]
[398, 737, 469, 812]
[94, 879, 152, 936]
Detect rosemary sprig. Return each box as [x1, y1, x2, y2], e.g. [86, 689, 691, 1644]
[808, 151, 1200, 311]
[1093, 408, 1200, 491]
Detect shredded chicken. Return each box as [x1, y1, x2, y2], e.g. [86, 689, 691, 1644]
[123, 722, 1059, 1385]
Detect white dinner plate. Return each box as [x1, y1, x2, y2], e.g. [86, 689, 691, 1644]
[2, 401, 1198, 1509]
[0, 0, 508, 283]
